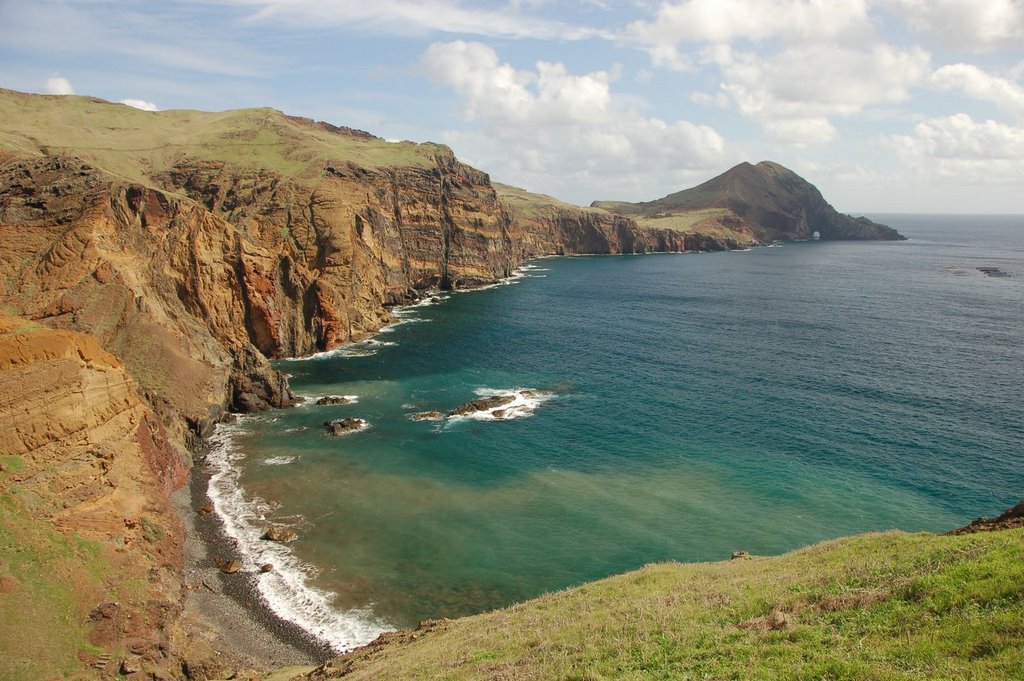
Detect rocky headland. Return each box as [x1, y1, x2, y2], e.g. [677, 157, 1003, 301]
[592, 160, 904, 244]
[0, 88, 910, 678]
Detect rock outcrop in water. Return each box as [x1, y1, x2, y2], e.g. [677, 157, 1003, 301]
[323, 418, 368, 436]
[449, 395, 517, 416]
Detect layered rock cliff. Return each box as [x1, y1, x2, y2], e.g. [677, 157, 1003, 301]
[495, 183, 759, 254]
[0, 311, 188, 678]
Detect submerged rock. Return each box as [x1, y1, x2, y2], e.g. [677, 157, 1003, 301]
[323, 418, 367, 436]
[412, 411, 444, 421]
[449, 395, 515, 416]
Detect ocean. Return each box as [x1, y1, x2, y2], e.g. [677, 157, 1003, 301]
[207, 214, 1024, 652]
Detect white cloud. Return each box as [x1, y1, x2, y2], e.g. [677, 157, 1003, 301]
[231, 0, 603, 40]
[711, 44, 931, 144]
[627, 0, 871, 43]
[884, 113, 1024, 191]
[624, 0, 873, 68]
[120, 98, 160, 111]
[889, 113, 1024, 160]
[421, 40, 733, 203]
[690, 90, 731, 108]
[878, 0, 1024, 51]
[1, 2, 276, 78]
[930, 64, 1024, 120]
[45, 76, 74, 95]
[621, 1, 939, 146]
[422, 41, 614, 127]
[627, 0, 1023, 54]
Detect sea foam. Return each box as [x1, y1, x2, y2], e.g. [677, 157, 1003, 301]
[206, 422, 392, 652]
[449, 387, 555, 422]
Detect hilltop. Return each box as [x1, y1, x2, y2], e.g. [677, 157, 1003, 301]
[594, 160, 904, 243]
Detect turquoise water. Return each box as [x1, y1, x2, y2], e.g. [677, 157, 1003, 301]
[212, 214, 1024, 650]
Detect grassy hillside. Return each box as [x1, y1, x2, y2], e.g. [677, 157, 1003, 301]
[493, 182, 608, 218]
[593, 160, 902, 242]
[0, 89, 446, 186]
[283, 528, 1023, 680]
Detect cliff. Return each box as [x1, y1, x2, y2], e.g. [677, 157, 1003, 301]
[1, 88, 760, 432]
[0, 311, 189, 678]
[0, 92, 525, 427]
[495, 183, 758, 254]
[593, 160, 905, 243]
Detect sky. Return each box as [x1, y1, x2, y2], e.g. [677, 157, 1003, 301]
[1, 0, 1023, 213]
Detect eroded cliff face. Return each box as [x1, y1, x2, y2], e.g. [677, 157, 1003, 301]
[0, 146, 739, 433]
[515, 208, 755, 255]
[0, 311, 188, 678]
[155, 148, 520, 308]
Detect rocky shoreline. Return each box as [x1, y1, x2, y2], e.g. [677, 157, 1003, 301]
[176, 450, 333, 673]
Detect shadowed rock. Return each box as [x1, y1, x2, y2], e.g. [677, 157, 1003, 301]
[448, 395, 515, 416]
[262, 525, 298, 542]
[316, 395, 353, 406]
[323, 418, 367, 436]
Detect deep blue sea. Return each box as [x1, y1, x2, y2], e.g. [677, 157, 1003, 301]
[208, 214, 1024, 651]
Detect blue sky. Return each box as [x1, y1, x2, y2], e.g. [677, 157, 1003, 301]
[2, 0, 1023, 212]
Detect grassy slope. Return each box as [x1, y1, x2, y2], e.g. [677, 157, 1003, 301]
[591, 162, 761, 218]
[0, 89, 446, 186]
[300, 529, 1023, 680]
[491, 183, 759, 245]
[590, 163, 778, 242]
[0, 470, 108, 680]
[492, 182, 609, 219]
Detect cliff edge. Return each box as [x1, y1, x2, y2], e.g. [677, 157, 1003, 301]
[287, 518, 1023, 680]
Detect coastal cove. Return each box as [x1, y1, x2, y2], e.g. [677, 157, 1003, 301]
[207, 214, 1024, 653]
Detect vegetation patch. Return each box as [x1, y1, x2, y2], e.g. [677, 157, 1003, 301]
[0, 496, 108, 680]
[308, 529, 1024, 680]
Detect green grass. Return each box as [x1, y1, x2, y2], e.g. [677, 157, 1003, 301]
[323, 529, 1024, 680]
[0, 493, 108, 680]
[493, 182, 608, 219]
[0, 88, 449, 187]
